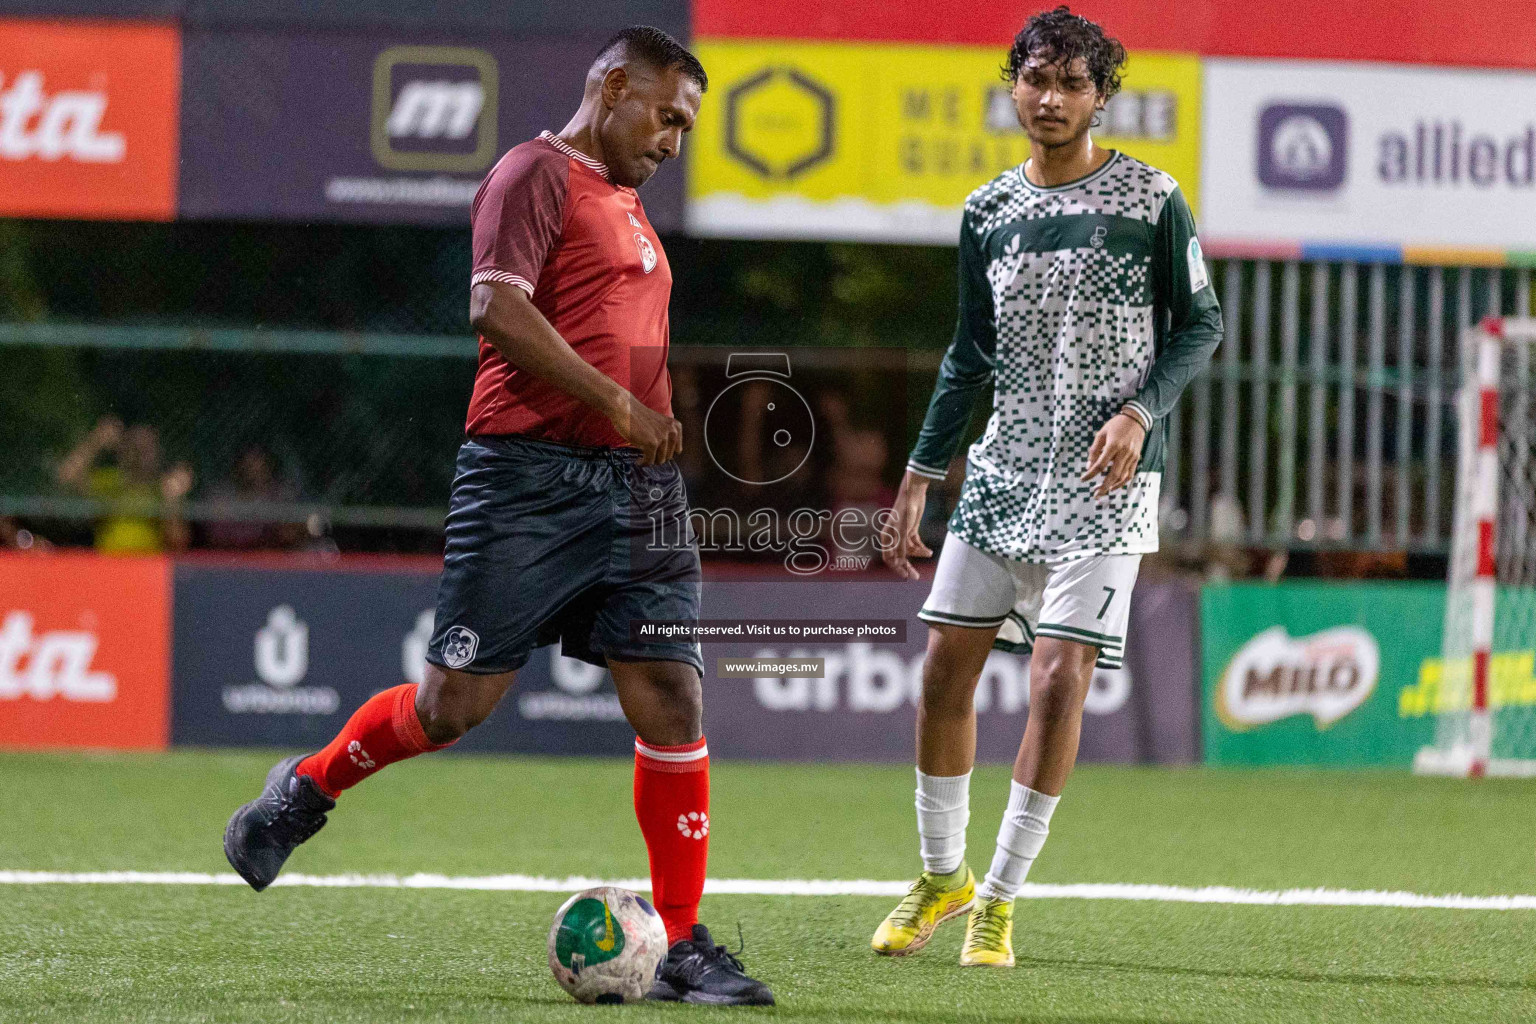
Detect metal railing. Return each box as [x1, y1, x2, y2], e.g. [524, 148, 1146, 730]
[3, 260, 1530, 554]
[1164, 262, 1534, 554]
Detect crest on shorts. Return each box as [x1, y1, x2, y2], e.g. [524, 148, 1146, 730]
[634, 232, 657, 273]
[441, 625, 479, 669]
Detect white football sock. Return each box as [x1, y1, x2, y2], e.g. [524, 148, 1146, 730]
[976, 781, 1059, 901]
[915, 768, 971, 876]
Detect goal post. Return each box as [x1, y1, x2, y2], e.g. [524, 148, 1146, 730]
[1416, 317, 1536, 777]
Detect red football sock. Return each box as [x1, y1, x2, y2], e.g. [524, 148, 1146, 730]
[634, 736, 710, 945]
[296, 684, 450, 798]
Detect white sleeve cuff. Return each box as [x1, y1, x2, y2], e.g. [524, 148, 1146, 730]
[1121, 401, 1153, 431]
[471, 269, 535, 296]
[906, 459, 949, 481]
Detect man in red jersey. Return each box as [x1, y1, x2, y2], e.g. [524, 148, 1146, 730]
[224, 27, 773, 1006]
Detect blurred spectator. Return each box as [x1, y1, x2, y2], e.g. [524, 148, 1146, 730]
[1204, 488, 1250, 580]
[1314, 462, 1409, 578]
[204, 445, 306, 550]
[0, 516, 49, 552]
[735, 378, 815, 490]
[826, 428, 893, 507]
[814, 391, 854, 453]
[56, 416, 192, 553]
[825, 427, 895, 556]
[1313, 548, 1407, 579]
[1204, 488, 1290, 581]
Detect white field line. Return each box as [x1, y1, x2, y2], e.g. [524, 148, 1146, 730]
[1, 871, 1535, 911]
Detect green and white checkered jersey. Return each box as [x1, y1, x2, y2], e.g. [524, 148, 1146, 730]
[908, 150, 1222, 562]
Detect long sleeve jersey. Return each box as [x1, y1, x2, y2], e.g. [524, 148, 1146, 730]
[907, 151, 1223, 561]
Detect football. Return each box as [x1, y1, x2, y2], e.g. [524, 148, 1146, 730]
[547, 886, 669, 1004]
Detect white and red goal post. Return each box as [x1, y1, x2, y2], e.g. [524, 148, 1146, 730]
[1416, 317, 1536, 777]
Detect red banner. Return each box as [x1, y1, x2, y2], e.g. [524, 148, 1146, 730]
[694, 0, 1536, 71]
[0, 553, 171, 750]
[0, 20, 180, 220]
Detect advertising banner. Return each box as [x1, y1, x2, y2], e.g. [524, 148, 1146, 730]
[170, 562, 642, 755]
[699, 578, 1199, 764]
[1201, 582, 1457, 767]
[694, 0, 1536, 72]
[189, 1, 690, 40]
[687, 41, 1201, 243]
[0, 553, 171, 750]
[173, 563, 440, 749]
[170, 561, 1199, 763]
[1202, 59, 1536, 257]
[178, 30, 684, 231]
[0, 20, 180, 220]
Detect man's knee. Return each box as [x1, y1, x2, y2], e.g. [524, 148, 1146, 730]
[610, 659, 702, 745]
[920, 624, 994, 713]
[417, 666, 516, 744]
[1028, 643, 1095, 721]
[649, 667, 703, 735]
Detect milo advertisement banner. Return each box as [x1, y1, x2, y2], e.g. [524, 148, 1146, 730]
[1201, 583, 1445, 766]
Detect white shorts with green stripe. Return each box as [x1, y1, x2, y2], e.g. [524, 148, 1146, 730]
[917, 533, 1140, 669]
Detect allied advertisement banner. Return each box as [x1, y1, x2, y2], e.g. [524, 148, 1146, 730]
[688, 41, 1201, 243]
[0, 20, 180, 220]
[178, 31, 684, 231]
[1202, 59, 1536, 255]
[170, 561, 1199, 764]
[1201, 583, 1447, 767]
[0, 553, 171, 750]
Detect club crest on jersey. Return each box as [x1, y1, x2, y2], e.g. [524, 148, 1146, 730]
[441, 626, 479, 669]
[634, 232, 657, 273]
[1187, 237, 1210, 293]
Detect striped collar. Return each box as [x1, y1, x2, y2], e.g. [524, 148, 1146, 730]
[539, 131, 610, 179]
[1016, 149, 1121, 193]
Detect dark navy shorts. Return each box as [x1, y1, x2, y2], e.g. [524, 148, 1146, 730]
[425, 434, 703, 676]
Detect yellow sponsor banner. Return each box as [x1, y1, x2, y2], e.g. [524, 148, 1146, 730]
[689, 40, 1201, 244]
[1399, 650, 1536, 718]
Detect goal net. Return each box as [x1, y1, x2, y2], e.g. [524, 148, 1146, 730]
[1416, 318, 1536, 777]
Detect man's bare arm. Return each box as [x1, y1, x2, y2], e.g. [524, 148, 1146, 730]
[56, 416, 123, 492]
[469, 281, 681, 464]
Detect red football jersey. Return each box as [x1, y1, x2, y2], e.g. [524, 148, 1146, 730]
[466, 131, 673, 447]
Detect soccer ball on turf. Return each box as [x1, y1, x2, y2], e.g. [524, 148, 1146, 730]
[547, 886, 668, 1004]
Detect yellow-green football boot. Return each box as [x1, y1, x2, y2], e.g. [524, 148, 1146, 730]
[959, 895, 1014, 967]
[871, 864, 975, 956]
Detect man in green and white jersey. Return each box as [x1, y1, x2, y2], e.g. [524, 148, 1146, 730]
[871, 7, 1222, 967]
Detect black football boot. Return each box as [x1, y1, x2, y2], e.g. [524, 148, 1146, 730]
[647, 924, 775, 1006]
[223, 754, 335, 891]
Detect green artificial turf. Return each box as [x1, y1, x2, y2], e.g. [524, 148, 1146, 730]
[2, 750, 1535, 1022]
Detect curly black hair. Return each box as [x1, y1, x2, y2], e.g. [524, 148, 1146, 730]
[1002, 6, 1126, 101]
